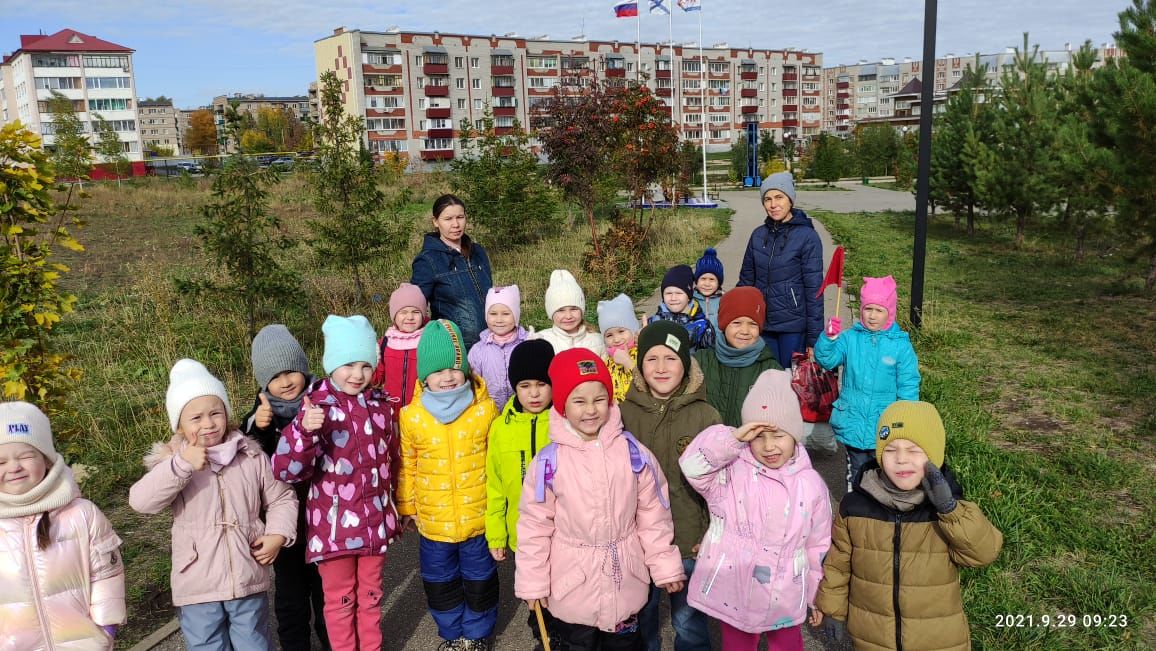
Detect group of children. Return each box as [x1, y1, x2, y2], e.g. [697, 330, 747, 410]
[0, 203, 1004, 651]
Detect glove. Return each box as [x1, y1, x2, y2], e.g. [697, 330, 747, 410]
[826, 317, 842, 338]
[921, 461, 958, 514]
[819, 618, 846, 641]
[101, 625, 118, 639]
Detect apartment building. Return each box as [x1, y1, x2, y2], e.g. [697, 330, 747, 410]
[138, 98, 181, 155]
[0, 28, 142, 160]
[211, 92, 312, 152]
[313, 27, 822, 164]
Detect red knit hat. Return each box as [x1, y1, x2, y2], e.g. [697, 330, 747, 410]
[548, 348, 614, 414]
[718, 286, 766, 330]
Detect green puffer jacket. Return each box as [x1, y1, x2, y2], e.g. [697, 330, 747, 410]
[484, 396, 552, 552]
[693, 344, 782, 427]
[619, 358, 721, 558]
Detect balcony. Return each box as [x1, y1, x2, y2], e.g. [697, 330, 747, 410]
[783, 104, 798, 112]
[782, 89, 798, 97]
[709, 69, 731, 79]
[492, 64, 515, 75]
[837, 91, 850, 100]
[424, 85, 449, 97]
[740, 71, 758, 81]
[420, 149, 454, 161]
[428, 128, 454, 139]
[783, 118, 799, 127]
[423, 63, 449, 76]
[606, 68, 626, 78]
[741, 88, 757, 98]
[492, 86, 516, 97]
[494, 126, 515, 136]
[363, 63, 402, 75]
[426, 107, 451, 119]
[741, 105, 759, 114]
[783, 73, 798, 81]
[837, 81, 850, 89]
[493, 106, 517, 117]
[656, 69, 672, 79]
[656, 87, 672, 97]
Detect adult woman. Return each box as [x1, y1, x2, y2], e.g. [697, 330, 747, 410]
[693, 287, 781, 427]
[411, 194, 493, 348]
[737, 171, 824, 367]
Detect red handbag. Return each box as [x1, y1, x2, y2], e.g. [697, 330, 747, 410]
[790, 352, 839, 423]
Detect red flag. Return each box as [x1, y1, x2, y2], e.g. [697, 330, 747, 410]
[816, 246, 845, 298]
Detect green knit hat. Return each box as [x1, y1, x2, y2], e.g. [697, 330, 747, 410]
[636, 320, 692, 371]
[417, 319, 470, 383]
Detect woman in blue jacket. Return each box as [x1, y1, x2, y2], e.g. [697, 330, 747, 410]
[411, 194, 493, 348]
[737, 172, 824, 367]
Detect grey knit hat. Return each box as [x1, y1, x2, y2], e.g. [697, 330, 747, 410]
[251, 324, 310, 390]
[760, 171, 796, 205]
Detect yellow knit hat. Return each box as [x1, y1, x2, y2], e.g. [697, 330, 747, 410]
[875, 401, 946, 467]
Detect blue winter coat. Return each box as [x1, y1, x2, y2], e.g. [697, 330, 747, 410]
[813, 322, 921, 450]
[737, 210, 824, 347]
[693, 289, 722, 333]
[410, 233, 493, 348]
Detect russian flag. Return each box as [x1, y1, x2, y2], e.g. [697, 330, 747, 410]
[614, 1, 639, 17]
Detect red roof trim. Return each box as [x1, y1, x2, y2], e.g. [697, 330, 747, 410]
[14, 29, 133, 54]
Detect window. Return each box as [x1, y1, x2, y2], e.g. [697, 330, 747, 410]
[494, 97, 516, 108]
[85, 76, 132, 89]
[82, 55, 129, 68]
[684, 96, 703, 107]
[710, 129, 729, 140]
[367, 52, 400, 65]
[709, 114, 728, 123]
[708, 80, 729, 91]
[457, 98, 466, 109]
[709, 62, 728, 74]
[495, 117, 515, 128]
[527, 55, 557, 69]
[656, 59, 672, 71]
[428, 118, 452, 129]
[416, 76, 425, 88]
[369, 139, 408, 153]
[472, 78, 481, 89]
[455, 78, 465, 89]
[95, 119, 136, 131]
[415, 54, 424, 66]
[35, 77, 79, 90]
[455, 56, 464, 68]
[471, 57, 480, 68]
[365, 74, 400, 87]
[368, 96, 402, 109]
[710, 96, 731, 107]
[684, 113, 702, 123]
[366, 118, 405, 131]
[492, 55, 515, 68]
[606, 58, 626, 70]
[88, 98, 132, 111]
[493, 76, 515, 88]
[529, 77, 559, 89]
[681, 79, 702, 91]
[32, 54, 79, 67]
[416, 98, 428, 110]
[474, 99, 484, 110]
[681, 61, 701, 73]
[424, 138, 453, 150]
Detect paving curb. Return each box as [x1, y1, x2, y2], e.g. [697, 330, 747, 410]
[125, 618, 179, 651]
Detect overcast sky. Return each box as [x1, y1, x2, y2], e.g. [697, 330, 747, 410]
[1, 0, 1124, 108]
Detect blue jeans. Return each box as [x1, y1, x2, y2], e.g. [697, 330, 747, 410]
[419, 534, 499, 641]
[760, 332, 806, 368]
[178, 593, 272, 651]
[639, 557, 711, 651]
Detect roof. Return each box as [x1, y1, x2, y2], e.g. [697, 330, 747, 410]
[16, 28, 133, 53]
[892, 77, 922, 97]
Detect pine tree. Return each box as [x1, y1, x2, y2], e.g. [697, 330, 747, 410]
[930, 58, 993, 236]
[1088, 0, 1156, 289]
[975, 33, 1060, 247]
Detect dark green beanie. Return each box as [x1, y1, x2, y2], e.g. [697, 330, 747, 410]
[636, 320, 692, 371]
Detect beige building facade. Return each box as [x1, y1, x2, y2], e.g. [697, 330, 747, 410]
[138, 99, 181, 155]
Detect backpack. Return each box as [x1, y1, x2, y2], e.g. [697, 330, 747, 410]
[533, 431, 670, 509]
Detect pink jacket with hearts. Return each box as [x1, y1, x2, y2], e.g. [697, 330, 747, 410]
[272, 379, 401, 563]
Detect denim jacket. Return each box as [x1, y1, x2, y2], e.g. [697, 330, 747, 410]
[411, 233, 493, 347]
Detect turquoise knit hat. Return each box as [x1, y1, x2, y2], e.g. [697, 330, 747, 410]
[418, 319, 470, 383]
[321, 315, 378, 375]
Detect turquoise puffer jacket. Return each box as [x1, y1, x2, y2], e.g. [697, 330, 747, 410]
[814, 322, 921, 450]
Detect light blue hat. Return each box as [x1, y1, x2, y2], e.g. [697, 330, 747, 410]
[597, 293, 640, 335]
[760, 171, 796, 205]
[322, 315, 378, 375]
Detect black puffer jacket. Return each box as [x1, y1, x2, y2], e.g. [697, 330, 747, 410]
[737, 208, 824, 346]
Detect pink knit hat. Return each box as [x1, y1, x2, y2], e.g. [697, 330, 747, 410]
[389, 283, 428, 323]
[485, 285, 521, 325]
[740, 369, 805, 442]
[859, 276, 897, 329]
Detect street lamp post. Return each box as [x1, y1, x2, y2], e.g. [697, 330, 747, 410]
[910, 0, 937, 328]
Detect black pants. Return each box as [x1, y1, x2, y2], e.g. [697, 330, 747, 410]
[272, 530, 330, 651]
[528, 605, 565, 647]
[557, 618, 643, 651]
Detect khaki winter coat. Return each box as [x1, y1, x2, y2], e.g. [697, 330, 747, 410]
[815, 465, 1003, 651]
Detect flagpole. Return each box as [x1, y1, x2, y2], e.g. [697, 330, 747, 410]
[699, 7, 707, 201]
[668, 3, 677, 126]
[636, 8, 642, 81]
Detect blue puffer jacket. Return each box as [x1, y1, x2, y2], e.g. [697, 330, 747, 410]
[813, 321, 921, 450]
[411, 233, 493, 348]
[737, 209, 824, 346]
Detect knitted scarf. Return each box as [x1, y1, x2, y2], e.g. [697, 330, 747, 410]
[263, 374, 314, 422]
[859, 468, 926, 512]
[714, 335, 766, 368]
[384, 326, 423, 351]
[420, 382, 475, 424]
[0, 454, 78, 518]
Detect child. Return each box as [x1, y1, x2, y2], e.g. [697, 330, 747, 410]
[272, 316, 400, 651]
[534, 269, 607, 357]
[469, 285, 530, 410]
[484, 339, 560, 648]
[693, 248, 725, 332]
[814, 401, 1003, 650]
[131, 359, 297, 651]
[649, 265, 715, 353]
[679, 370, 832, 651]
[399, 319, 500, 651]
[516, 348, 686, 651]
[371, 282, 429, 412]
[1, 401, 126, 650]
[815, 275, 921, 491]
[620, 322, 721, 651]
[597, 292, 641, 403]
[240, 324, 329, 651]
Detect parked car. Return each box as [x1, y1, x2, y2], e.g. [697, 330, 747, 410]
[173, 161, 203, 174]
[269, 157, 295, 171]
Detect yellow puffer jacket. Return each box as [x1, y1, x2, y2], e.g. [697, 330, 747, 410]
[606, 346, 637, 404]
[398, 375, 499, 543]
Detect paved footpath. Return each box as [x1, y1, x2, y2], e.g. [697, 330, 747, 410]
[139, 184, 916, 651]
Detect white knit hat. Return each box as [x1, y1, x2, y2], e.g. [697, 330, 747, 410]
[0, 401, 57, 460]
[165, 359, 233, 432]
[545, 269, 586, 317]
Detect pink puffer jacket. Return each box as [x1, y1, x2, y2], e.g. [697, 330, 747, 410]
[0, 481, 126, 651]
[679, 425, 832, 634]
[515, 406, 685, 632]
[129, 432, 297, 607]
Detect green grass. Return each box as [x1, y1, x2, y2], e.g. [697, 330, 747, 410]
[814, 209, 1155, 650]
[51, 176, 731, 647]
[865, 180, 911, 192]
[797, 183, 852, 192]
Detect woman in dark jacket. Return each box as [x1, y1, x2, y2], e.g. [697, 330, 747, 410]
[410, 194, 493, 348]
[737, 172, 824, 367]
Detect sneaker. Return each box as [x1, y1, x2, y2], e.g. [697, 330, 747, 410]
[438, 639, 467, 651]
[462, 639, 492, 651]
